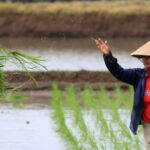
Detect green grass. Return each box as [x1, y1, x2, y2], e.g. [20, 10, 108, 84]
[51, 83, 145, 150]
[0, 1, 150, 18]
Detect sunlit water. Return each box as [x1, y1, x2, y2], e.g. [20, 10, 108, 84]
[0, 104, 145, 150]
[0, 37, 148, 71]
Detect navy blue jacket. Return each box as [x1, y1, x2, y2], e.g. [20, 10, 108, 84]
[103, 52, 146, 135]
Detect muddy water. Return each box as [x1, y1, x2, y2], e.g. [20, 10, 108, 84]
[0, 37, 149, 71]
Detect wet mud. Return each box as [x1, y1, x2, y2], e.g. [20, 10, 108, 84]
[0, 15, 150, 37]
[5, 71, 128, 91]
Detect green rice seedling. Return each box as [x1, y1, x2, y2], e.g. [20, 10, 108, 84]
[106, 86, 133, 109]
[108, 86, 143, 149]
[13, 104, 27, 109]
[81, 87, 109, 131]
[79, 86, 136, 149]
[82, 87, 124, 149]
[65, 86, 99, 150]
[0, 46, 47, 97]
[51, 83, 82, 150]
[0, 67, 5, 97]
[5, 48, 47, 87]
[113, 86, 126, 107]
[97, 86, 112, 109]
[134, 136, 144, 149]
[5, 94, 27, 109]
[109, 106, 132, 149]
[109, 87, 143, 150]
[6, 94, 25, 102]
[0, 55, 8, 97]
[79, 87, 112, 149]
[51, 84, 145, 150]
[129, 85, 134, 100]
[89, 90, 118, 148]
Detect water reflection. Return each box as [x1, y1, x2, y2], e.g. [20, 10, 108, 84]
[0, 37, 148, 71]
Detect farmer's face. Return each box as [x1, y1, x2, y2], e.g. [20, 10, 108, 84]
[142, 56, 150, 69]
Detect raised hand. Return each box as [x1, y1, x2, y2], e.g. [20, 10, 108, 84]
[95, 38, 110, 55]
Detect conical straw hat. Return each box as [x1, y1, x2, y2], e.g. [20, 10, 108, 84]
[131, 41, 150, 57]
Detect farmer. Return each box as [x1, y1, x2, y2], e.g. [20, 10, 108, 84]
[95, 38, 150, 150]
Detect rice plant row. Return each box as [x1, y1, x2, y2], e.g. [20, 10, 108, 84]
[51, 83, 145, 150]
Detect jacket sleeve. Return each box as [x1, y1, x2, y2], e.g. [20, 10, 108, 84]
[103, 52, 139, 85]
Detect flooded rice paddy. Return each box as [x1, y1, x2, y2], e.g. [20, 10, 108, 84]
[0, 37, 149, 71]
[0, 104, 145, 150]
[0, 37, 148, 149]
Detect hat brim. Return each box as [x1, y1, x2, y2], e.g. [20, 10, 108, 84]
[131, 52, 150, 58]
[130, 41, 150, 58]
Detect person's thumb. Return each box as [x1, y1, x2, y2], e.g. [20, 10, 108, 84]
[105, 40, 109, 46]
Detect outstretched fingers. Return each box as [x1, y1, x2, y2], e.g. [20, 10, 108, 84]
[105, 40, 109, 47]
[98, 38, 104, 45]
[95, 40, 102, 50]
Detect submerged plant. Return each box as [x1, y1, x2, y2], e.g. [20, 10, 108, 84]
[51, 84, 145, 150]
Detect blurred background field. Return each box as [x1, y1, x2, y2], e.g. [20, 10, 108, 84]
[0, 1, 150, 37]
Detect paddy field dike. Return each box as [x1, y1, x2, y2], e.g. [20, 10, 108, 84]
[0, 1, 150, 37]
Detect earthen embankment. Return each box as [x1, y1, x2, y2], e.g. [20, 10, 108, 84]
[4, 71, 128, 90]
[0, 2, 150, 37]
